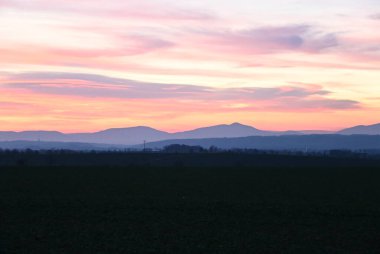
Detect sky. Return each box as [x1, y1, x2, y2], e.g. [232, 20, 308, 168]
[0, 0, 379, 132]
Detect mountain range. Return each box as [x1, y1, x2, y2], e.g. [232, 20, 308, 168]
[0, 122, 309, 146]
[0, 122, 379, 147]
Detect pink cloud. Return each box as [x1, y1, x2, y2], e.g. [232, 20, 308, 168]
[46, 35, 174, 58]
[190, 25, 338, 55]
[3, 72, 360, 111]
[0, 0, 11, 7]
[0, 46, 265, 80]
[370, 13, 380, 20]
[1, 0, 216, 22]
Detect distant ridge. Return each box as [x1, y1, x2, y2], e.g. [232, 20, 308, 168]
[0, 122, 379, 146]
[338, 123, 380, 135]
[145, 135, 380, 151]
[2, 134, 380, 152]
[0, 127, 171, 146]
[171, 123, 299, 139]
[0, 123, 299, 146]
[0, 141, 126, 151]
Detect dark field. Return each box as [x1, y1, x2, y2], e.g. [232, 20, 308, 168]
[2, 164, 380, 253]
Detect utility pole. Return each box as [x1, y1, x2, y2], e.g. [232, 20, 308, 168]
[143, 140, 146, 152]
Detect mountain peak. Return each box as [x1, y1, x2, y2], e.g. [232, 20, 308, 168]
[229, 122, 259, 130]
[97, 126, 168, 135]
[230, 122, 244, 126]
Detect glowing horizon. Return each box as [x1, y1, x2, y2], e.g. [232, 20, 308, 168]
[1, 0, 379, 132]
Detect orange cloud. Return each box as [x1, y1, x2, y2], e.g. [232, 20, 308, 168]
[0, 0, 379, 132]
[0, 71, 365, 132]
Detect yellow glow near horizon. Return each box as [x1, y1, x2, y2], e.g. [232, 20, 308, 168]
[0, 0, 379, 132]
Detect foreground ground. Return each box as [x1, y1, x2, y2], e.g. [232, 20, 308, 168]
[1, 165, 380, 253]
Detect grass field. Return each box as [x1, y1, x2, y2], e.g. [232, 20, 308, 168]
[1, 165, 380, 253]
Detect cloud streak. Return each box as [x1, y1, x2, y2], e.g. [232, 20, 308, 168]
[0, 0, 216, 22]
[4, 72, 360, 110]
[370, 13, 380, 20]
[0, 0, 378, 132]
[48, 35, 175, 58]
[192, 25, 339, 55]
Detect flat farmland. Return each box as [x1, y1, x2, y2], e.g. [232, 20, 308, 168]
[1, 165, 380, 253]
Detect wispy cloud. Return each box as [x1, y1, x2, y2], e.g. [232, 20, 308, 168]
[4, 72, 360, 110]
[0, 101, 31, 109]
[369, 13, 380, 20]
[192, 25, 339, 55]
[0, 0, 378, 131]
[0, 0, 216, 22]
[48, 35, 175, 58]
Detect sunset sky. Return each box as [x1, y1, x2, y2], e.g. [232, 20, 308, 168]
[1, 0, 379, 132]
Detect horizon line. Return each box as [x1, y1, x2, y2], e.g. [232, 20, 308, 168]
[0, 121, 377, 134]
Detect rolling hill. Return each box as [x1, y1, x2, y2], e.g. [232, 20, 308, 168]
[338, 123, 380, 135]
[145, 135, 380, 151]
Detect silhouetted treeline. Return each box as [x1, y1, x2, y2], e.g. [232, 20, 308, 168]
[162, 144, 207, 153]
[0, 146, 379, 167]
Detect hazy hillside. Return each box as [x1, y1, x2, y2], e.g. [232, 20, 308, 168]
[67, 127, 171, 145]
[0, 123, 300, 145]
[172, 123, 303, 139]
[1, 122, 379, 146]
[0, 131, 67, 142]
[338, 123, 380, 135]
[145, 135, 380, 151]
[0, 141, 126, 151]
